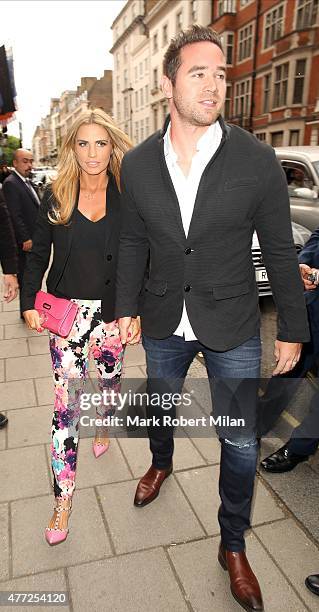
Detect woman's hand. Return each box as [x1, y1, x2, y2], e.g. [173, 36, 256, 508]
[23, 309, 45, 333]
[126, 316, 141, 345]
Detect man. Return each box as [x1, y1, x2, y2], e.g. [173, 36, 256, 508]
[0, 161, 10, 184]
[260, 227, 319, 473]
[0, 188, 18, 428]
[116, 26, 309, 612]
[2, 149, 40, 316]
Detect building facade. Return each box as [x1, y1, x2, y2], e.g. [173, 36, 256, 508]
[212, 0, 319, 145]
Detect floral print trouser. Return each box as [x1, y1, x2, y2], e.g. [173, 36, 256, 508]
[49, 300, 124, 499]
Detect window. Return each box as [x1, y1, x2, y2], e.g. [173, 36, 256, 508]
[238, 23, 253, 61]
[140, 88, 144, 107]
[134, 66, 138, 82]
[116, 75, 120, 93]
[162, 102, 168, 120]
[224, 84, 232, 119]
[123, 44, 128, 62]
[140, 119, 144, 142]
[135, 121, 138, 143]
[116, 101, 121, 120]
[221, 32, 234, 65]
[296, 0, 318, 29]
[190, 0, 198, 22]
[139, 62, 143, 78]
[145, 58, 149, 74]
[162, 24, 168, 46]
[145, 84, 149, 103]
[289, 130, 300, 146]
[264, 4, 284, 49]
[310, 127, 319, 145]
[240, 0, 254, 6]
[255, 132, 266, 141]
[124, 69, 128, 89]
[153, 107, 158, 131]
[217, 0, 236, 17]
[124, 95, 128, 119]
[116, 53, 120, 70]
[145, 116, 150, 137]
[273, 63, 289, 107]
[293, 59, 306, 104]
[135, 91, 138, 109]
[263, 74, 271, 113]
[153, 33, 158, 54]
[153, 68, 158, 89]
[234, 79, 251, 118]
[176, 11, 183, 33]
[271, 131, 284, 147]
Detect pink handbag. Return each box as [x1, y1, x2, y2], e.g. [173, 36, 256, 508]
[34, 291, 79, 337]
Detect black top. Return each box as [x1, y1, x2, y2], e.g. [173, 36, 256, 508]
[56, 209, 106, 299]
[0, 188, 18, 274]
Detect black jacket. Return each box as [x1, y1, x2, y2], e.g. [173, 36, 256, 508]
[0, 189, 18, 274]
[2, 172, 39, 245]
[21, 174, 121, 322]
[116, 116, 309, 351]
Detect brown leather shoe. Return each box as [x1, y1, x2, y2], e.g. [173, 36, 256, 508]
[134, 465, 173, 507]
[218, 543, 264, 611]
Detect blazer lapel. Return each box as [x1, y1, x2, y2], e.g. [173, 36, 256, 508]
[158, 139, 186, 241]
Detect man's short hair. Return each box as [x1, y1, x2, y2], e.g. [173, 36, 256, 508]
[163, 25, 224, 86]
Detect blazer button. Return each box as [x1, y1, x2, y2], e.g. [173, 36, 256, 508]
[184, 285, 191, 292]
[106, 254, 112, 261]
[105, 279, 110, 286]
[184, 247, 192, 255]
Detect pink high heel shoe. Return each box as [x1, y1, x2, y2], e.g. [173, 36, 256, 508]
[45, 498, 72, 546]
[93, 437, 110, 458]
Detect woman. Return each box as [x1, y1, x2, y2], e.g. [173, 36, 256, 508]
[22, 109, 140, 545]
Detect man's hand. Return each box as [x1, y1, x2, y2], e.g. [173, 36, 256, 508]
[118, 317, 132, 344]
[23, 309, 45, 332]
[299, 263, 318, 291]
[272, 340, 302, 375]
[22, 239, 32, 251]
[3, 274, 18, 302]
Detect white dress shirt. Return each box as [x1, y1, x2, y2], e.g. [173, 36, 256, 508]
[163, 121, 222, 340]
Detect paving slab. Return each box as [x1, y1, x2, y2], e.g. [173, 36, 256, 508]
[35, 377, 54, 405]
[0, 445, 50, 502]
[0, 424, 5, 450]
[7, 405, 52, 448]
[123, 343, 146, 367]
[0, 324, 4, 339]
[0, 338, 28, 359]
[255, 518, 319, 611]
[117, 436, 206, 479]
[190, 436, 221, 464]
[28, 335, 50, 355]
[0, 503, 9, 581]
[121, 364, 145, 378]
[68, 547, 188, 612]
[175, 466, 284, 536]
[2, 298, 19, 312]
[69, 437, 131, 488]
[168, 531, 307, 612]
[97, 476, 204, 554]
[0, 379, 36, 410]
[4, 323, 41, 339]
[0, 311, 22, 325]
[6, 354, 52, 381]
[11, 488, 112, 577]
[0, 359, 4, 382]
[0, 570, 70, 612]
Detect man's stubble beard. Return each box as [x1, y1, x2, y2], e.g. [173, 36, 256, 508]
[172, 92, 221, 127]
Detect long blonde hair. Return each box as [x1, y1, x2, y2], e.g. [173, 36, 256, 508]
[50, 109, 132, 225]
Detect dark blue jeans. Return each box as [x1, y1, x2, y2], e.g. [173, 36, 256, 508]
[142, 333, 261, 552]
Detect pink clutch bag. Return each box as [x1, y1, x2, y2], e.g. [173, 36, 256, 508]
[34, 291, 79, 337]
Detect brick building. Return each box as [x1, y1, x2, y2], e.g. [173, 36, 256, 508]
[212, 0, 319, 145]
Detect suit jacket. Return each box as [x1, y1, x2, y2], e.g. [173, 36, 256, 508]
[2, 172, 39, 246]
[0, 188, 18, 274]
[20, 174, 121, 322]
[298, 227, 319, 309]
[116, 115, 309, 351]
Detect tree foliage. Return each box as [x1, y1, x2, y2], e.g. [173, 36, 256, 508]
[1, 135, 21, 166]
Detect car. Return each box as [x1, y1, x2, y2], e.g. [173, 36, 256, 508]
[275, 147, 319, 232]
[31, 168, 57, 198]
[252, 221, 311, 296]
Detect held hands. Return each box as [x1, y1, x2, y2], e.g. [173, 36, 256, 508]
[272, 340, 302, 376]
[22, 239, 33, 252]
[299, 263, 319, 291]
[3, 274, 18, 302]
[118, 316, 141, 345]
[23, 309, 45, 333]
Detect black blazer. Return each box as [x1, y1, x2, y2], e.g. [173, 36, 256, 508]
[116, 115, 309, 351]
[2, 172, 39, 245]
[0, 189, 18, 274]
[21, 173, 121, 322]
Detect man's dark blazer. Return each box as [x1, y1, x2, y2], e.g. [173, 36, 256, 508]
[0, 189, 18, 274]
[2, 171, 39, 246]
[20, 174, 120, 322]
[298, 227, 319, 353]
[116, 115, 309, 351]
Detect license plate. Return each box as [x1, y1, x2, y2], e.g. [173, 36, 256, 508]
[256, 268, 268, 282]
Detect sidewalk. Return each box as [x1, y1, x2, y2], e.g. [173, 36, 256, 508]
[0, 293, 318, 612]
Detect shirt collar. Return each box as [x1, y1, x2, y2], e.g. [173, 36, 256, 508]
[14, 169, 27, 183]
[164, 120, 222, 162]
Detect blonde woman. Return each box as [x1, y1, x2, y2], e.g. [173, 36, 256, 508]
[22, 109, 140, 545]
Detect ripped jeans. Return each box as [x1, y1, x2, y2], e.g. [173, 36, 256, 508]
[142, 333, 261, 552]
